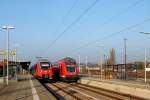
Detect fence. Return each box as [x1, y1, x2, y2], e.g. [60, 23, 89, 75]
[79, 64, 150, 80]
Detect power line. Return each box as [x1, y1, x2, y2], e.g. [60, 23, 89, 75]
[51, 17, 150, 59]
[42, 0, 100, 56]
[70, 0, 142, 43]
[38, 0, 78, 56]
[98, 0, 143, 28]
[70, 18, 150, 54]
[50, 18, 150, 59]
[48, 0, 143, 58]
[53, 0, 79, 35]
[44, 0, 142, 58]
[72, 0, 143, 47]
[60, 0, 79, 26]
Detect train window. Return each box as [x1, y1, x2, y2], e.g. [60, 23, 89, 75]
[40, 62, 50, 70]
[66, 65, 75, 72]
[65, 62, 76, 65]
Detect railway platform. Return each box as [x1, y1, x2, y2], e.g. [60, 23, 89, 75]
[79, 76, 150, 99]
[0, 74, 56, 100]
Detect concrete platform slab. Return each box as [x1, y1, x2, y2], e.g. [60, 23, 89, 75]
[0, 74, 56, 100]
[79, 77, 150, 99]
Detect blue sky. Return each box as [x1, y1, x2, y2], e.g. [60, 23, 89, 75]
[0, 0, 150, 63]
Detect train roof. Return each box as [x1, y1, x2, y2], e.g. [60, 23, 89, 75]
[29, 58, 50, 69]
[38, 59, 49, 62]
[61, 57, 76, 62]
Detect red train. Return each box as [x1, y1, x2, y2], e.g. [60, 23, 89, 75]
[53, 57, 79, 82]
[30, 59, 53, 80]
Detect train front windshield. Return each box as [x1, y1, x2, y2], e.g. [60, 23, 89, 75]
[64, 58, 76, 72]
[40, 62, 50, 70]
[66, 65, 75, 72]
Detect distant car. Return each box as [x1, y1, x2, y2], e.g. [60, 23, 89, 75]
[30, 59, 53, 80]
[57, 57, 79, 82]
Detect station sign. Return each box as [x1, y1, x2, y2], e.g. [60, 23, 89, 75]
[0, 50, 15, 56]
[10, 51, 15, 56]
[0, 50, 6, 55]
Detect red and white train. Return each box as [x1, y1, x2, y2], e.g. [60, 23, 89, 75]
[29, 59, 53, 80]
[53, 57, 79, 82]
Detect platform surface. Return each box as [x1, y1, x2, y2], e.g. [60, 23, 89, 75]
[0, 74, 56, 100]
[79, 76, 150, 99]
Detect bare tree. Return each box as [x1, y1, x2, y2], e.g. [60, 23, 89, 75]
[107, 48, 116, 65]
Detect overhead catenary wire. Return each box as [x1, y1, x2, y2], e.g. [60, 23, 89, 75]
[58, 0, 79, 29]
[70, 0, 143, 53]
[42, 0, 100, 56]
[68, 18, 150, 55]
[45, 0, 143, 58]
[52, 0, 79, 36]
[50, 18, 150, 60]
[97, 0, 143, 28]
[74, 0, 144, 41]
[37, 0, 78, 56]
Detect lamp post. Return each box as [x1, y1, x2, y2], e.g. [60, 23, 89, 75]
[2, 25, 15, 85]
[104, 54, 107, 79]
[124, 38, 127, 80]
[140, 32, 150, 83]
[85, 56, 88, 75]
[97, 45, 104, 80]
[14, 43, 19, 80]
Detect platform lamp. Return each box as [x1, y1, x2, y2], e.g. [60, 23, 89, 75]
[140, 32, 150, 83]
[2, 25, 15, 85]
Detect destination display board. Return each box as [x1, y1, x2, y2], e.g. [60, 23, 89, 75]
[64, 57, 76, 65]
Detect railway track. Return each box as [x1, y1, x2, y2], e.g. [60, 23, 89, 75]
[42, 82, 147, 100]
[69, 83, 146, 100]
